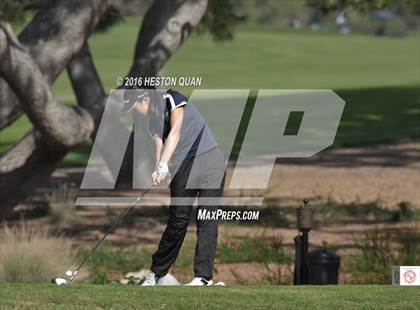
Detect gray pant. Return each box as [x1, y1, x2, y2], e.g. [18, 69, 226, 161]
[151, 147, 225, 279]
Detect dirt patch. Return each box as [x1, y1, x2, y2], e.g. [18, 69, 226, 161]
[228, 141, 420, 208]
[214, 262, 293, 285]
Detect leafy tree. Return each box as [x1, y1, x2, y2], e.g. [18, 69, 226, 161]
[0, 0, 216, 217]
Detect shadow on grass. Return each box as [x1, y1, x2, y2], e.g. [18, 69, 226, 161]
[213, 86, 420, 168]
[273, 86, 420, 167]
[334, 86, 420, 148]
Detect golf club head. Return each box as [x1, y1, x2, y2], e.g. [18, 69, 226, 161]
[51, 277, 69, 285]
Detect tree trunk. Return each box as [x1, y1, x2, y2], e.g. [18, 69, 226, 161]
[0, 131, 64, 218]
[67, 42, 106, 125]
[0, 23, 94, 217]
[0, 23, 94, 150]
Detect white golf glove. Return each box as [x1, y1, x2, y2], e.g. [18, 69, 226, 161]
[152, 161, 169, 184]
[157, 161, 169, 178]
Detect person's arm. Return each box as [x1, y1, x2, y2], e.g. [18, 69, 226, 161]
[153, 135, 163, 167]
[151, 135, 163, 185]
[160, 107, 183, 163]
[153, 107, 184, 184]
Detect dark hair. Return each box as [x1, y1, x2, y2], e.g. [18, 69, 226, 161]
[146, 89, 166, 138]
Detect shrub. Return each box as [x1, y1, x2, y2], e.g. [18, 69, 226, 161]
[217, 234, 293, 264]
[76, 246, 152, 283]
[0, 224, 75, 283]
[394, 202, 416, 222]
[349, 226, 420, 284]
[46, 182, 80, 225]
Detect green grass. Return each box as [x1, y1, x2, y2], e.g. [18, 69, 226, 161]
[0, 284, 419, 309]
[217, 236, 293, 264]
[55, 20, 420, 96]
[1, 17, 419, 165]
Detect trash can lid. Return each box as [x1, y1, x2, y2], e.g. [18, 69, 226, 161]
[308, 248, 340, 262]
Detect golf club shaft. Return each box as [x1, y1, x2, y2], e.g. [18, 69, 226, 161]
[71, 182, 154, 282]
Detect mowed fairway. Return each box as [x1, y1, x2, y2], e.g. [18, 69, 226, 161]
[0, 284, 419, 309]
[1, 18, 419, 164]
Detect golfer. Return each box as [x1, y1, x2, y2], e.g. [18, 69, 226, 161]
[122, 88, 225, 286]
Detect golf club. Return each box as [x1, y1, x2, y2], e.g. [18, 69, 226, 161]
[51, 181, 154, 285]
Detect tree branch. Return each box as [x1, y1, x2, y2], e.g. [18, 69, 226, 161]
[0, 23, 94, 150]
[0, 0, 111, 130]
[67, 42, 106, 123]
[128, 0, 208, 78]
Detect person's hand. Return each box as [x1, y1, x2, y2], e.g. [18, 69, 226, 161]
[152, 161, 169, 185]
[151, 171, 160, 185]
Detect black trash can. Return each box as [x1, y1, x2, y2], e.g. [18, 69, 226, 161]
[308, 248, 340, 284]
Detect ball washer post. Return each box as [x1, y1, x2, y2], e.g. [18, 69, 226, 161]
[294, 199, 314, 285]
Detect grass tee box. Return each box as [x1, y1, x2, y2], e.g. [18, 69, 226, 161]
[0, 284, 419, 309]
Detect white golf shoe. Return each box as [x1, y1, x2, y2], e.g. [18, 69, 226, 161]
[186, 277, 214, 286]
[141, 271, 157, 286]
